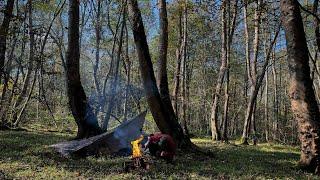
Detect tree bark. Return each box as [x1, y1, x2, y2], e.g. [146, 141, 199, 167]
[281, 0, 320, 173]
[242, 27, 279, 146]
[241, 0, 261, 145]
[221, 0, 230, 143]
[66, 0, 102, 139]
[127, 0, 190, 147]
[123, 21, 131, 120]
[0, 30, 17, 126]
[0, 0, 14, 84]
[272, 46, 279, 141]
[13, 65, 38, 127]
[221, 0, 238, 143]
[263, 30, 269, 142]
[172, 5, 183, 115]
[93, 0, 102, 100]
[243, 0, 251, 96]
[181, 0, 190, 135]
[210, 0, 229, 141]
[241, 0, 251, 144]
[314, 0, 320, 53]
[157, 0, 169, 100]
[157, 0, 177, 127]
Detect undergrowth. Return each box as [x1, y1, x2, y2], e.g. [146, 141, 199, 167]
[0, 130, 316, 179]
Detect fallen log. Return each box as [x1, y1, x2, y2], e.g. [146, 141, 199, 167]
[50, 111, 147, 157]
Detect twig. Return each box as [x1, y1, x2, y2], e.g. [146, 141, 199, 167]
[298, 1, 320, 23]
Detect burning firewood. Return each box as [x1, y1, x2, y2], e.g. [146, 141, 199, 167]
[123, 135, 151, 172]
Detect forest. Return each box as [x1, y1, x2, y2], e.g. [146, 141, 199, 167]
[0, 0, 320, 179]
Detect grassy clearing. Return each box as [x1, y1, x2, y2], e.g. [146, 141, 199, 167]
[0, 130, 316, 179]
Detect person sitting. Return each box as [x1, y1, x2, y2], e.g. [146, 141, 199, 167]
[144, 132, 176, 162]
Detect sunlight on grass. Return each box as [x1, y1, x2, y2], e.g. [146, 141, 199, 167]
[0, 130, 317, 179]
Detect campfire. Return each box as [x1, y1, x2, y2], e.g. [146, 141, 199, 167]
[123, 135, 150, 172]
[132, 137, 143, 158]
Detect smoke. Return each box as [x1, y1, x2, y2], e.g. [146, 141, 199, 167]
[111, 112, 147, 153]
[85, 77, 145, 131]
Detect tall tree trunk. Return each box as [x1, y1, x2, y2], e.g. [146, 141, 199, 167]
[222, 67, 230, 142]
[250, 0, 261, 142]
[263, 30, 269, 142]
[93, 0, 102, 101]
[241, 0, 261, 145]
[127, 0, 190, 147]
[221, 0, 230, 143]
[314, 0, 320, 53]
[243, 0, 251, 101]
[272, 44, 278, 141]
[0, 32, 17, 126]
[241, 0, 251, 144]
[172, 5, 183, 115]
[312, 0, 320, 106]
[13, 66, 38, 127]
[241, 27, 279, 146]
[157, 0, 169, 99]
[210, 0, 228, 141]
[281, 0, 320, 173]
[0, 0, 14, 84]
[2, 69, 20, 123]
[124, 22, 131, 120]
[157, 0, 177, 126]
[66, 0, 102, 139]
[181, 0, 189, 135]
[222, 0, 238, 143]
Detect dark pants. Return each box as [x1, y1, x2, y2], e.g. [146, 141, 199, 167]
[148, 140, 174, 163]
[148, 142, 160, 157]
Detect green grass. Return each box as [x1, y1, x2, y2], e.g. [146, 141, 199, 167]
[0, 130, 317, 179]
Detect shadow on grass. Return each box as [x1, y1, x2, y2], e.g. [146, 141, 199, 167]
[0, 131, 316, 179]
[184, 144, 299, 179]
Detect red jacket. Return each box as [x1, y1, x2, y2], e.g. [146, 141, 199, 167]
[148, 132, 176, 157]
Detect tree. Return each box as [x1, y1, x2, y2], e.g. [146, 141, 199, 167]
[13, 0, 65, 128]
[127, 0, 190, 147]
[66, 0, 102, 139]
[281, 0, 320, 173]
[92, 0, 102, 101]
[180, 0, 190, 135]
[313, 0, 320, 52]
[209, 0, 228, 141]
[241, 0, 262, 145]
[222, 0, 238, 143]
[12, 0, 35, 124]
[0, 0, 14, 84]
[157, 0, 177, 127]
[172, 2, 183, 116]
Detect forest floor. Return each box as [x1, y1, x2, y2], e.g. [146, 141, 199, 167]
[0, 129, 317, 179]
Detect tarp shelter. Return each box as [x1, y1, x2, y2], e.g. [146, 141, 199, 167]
[50, 111, 147, 157]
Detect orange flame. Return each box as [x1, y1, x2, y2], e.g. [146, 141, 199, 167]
[131, 135, 144, 158]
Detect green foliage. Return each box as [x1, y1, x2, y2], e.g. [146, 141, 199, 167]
[0, 131, 316, 179]
[33, 1, 58, 13]
[144, 112, 158, 134]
